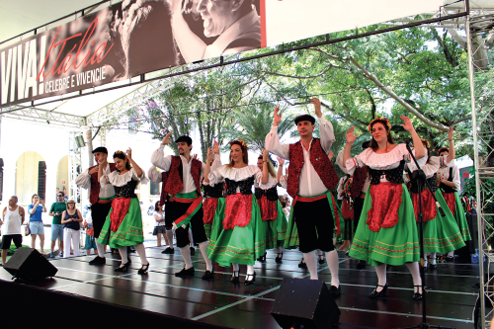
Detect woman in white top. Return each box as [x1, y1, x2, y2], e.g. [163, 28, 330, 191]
[98, 149, 150, 274]
[153, 201, 168, 247]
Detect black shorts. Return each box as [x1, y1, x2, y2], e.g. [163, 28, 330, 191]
[1, 234, 22, 250]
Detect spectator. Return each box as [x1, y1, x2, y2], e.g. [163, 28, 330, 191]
[28, 194, 47, 255]
[83, 206, 97, 255]
[153, 201, 168, 247]
[48, 192, 66, 257]
[0, 196, 25, 266]
[63, 186, 68, 202]
[61, 200, 83, 258]
[55, 187, 60, 199]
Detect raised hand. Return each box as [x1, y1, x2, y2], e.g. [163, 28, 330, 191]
[310, 98, 322, 118]
[126, 148, 133, 160]
[212, 140, 220, 155]
[328, 150, 334, 160]
[447, 126, 454, 141]
[161, 131, 173, 146]
[346, 126, 358, 144]
[273, 106, 282, 126]
[277, 157, 284, 166]
[400, 115, 414, 132]
[262, 148, 268, 161]
[88, 166, 99, 174]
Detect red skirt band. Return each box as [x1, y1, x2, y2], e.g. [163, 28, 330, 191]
[257, 196, 278, 221]
[110, 197, 131, 232]
[223, 194, 252, 229]
[367, 183, 403, 232]
[411, 189, 437, 223]
[203, 197, 219, 224]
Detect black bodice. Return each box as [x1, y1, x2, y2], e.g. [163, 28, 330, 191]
[203, 182, 224, 198]
[225, 176, 254, 196]
[440, 167, 457, 193]
[255, 186, 279, 201]
[410, 173, 439, 194]
[369, 160, 405, 185]
[114, 179, 138, 198]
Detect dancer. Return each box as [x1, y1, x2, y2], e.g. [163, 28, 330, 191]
[266, 98, 341, 297]
[76, 147, 117, 265]
[151, 133, 215, 280]
[256, 150, 287, 263]
[336, 143, 371, 269]
[406, 136, 465, 270]
[60, 200, 82, 258]
[345, 116, 424, 300]
[204, 139, 266, 285]
[97, 149, 149, 274]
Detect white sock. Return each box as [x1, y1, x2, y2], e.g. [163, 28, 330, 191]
[198, 241, 212, 271]
[326, 250, 340, 287]
[247, 264, 255, 275]
[134, 244, 148, 265]
[275, 246, 283, 254]
[96, 242, 106, 258]
[232, 263, 239, 273]
[430, 252, 437, 265]
[166, 229, 174, 248]
[303, 251, 318, 280]
[448, 251, 454, 258]
[179, 244, 193, 269]
[118, 247, 128, 265]
[317, 249, 324, 256]
[423, 252, 429, 267]
[375, 264, 387, 291]
[406, 262, 422, 293]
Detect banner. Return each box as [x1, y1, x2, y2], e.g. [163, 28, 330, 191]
[0, 0, 443, 107]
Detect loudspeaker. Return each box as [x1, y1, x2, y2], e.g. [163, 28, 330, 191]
[271, 278, 340, 329]
[4, 247, 57, 281]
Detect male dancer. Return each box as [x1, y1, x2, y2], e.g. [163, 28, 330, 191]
[266, 98, 341, 297]
[151, 133, 217, 280]
[76, 147, 116, 265]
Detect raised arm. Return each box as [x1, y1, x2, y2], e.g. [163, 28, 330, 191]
[401, 115, 425, 160]
[151, 131, 173, 171]
[203, 147, 214, 184]
[262, 149, 270, 185]
[447, 127, 456, 164]
[75, 168, 92, 190]
[343, 126, 357, 167]
[311, 98, 335, 152]
[265, 107, 290, 159]
[127, 148, 143, 178]
[277, 157, 284, 183]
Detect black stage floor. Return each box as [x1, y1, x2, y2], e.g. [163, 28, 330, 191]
[0, 248, 478, 329]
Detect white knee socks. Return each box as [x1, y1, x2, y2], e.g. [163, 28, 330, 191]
[179, 244, 193, 269]
[406, 262, 422, 293]
[247, 264, 255, 275]
[430, 252, 437, 265]
[96, 242, 106, 258]
[118, 247, 128, 265]
[326, 250, 340, 287]
[375, 264, 387, 287]
[303, 251, 318, 280]
[198, 241, 212, 271]
[134, 244, 148, 265]
[166, 229, 174, 248]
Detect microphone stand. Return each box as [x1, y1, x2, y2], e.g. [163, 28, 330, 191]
[399, 144, 451, 329]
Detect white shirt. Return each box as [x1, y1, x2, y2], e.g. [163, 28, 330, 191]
[438, 164, 461, 190]
[3, 206, 22, 235]
[75, 164, 116, 200]
[265, 116, 335, 197]
[336, 150, 371, 193]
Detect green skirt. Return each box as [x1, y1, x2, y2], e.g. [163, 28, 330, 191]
[207, 194, 268, 267]
[450, 192, 471, 241]
[97, 197, 144, 249]
[266, 200, 288, 248]
[204, 198, 226, 240]
[349, 184, 420, 266]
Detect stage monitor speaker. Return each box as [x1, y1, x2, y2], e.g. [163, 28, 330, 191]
[271, 278, 340, 329]
[4, 247, 57, 281]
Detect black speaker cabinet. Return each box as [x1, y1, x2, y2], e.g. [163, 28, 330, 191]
[271, 278, 340, 329]
[4, 247, 57, 281]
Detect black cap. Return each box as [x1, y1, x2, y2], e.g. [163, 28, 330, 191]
[175, 135, 192, 145]
[92, 147, 108, 154]
[294, 114, 315, 125]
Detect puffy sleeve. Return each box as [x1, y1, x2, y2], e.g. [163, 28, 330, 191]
[75, 169, 91, 190]
[337, 177, 346, 199]
[151, 145, 172, 171]
[265, 125, 290, 160]
[131, 167, 149, 185]
[336, 150, 348, 174]
[319, 116, 336, 152]
[420, 156, 440, 179]
[147, 166, 162, 184]
[99, 171, 115, 189]
[345, 148, 372, 175]
[207, 165, 226, 187]
[256, 172, 278, 190]
[452, 165, 461, 190]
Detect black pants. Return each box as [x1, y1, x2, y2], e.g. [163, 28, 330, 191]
[294, 197, 335, 253]
[353, 196, 365, 234]
[91, 202, 112, 239]
[1, 234, 22, 250]
[171, 202, 207, 248]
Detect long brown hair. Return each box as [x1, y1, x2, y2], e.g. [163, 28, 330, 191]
[369, 120, 395, 151]
[258, 155, 276, 178]
[227, 140, 249, 168]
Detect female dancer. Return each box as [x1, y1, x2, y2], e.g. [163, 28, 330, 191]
[98, 149, 150, 274]
[204, 140, 266, 285]
[61, 200, 83, 258]
[344, 116, 425, 300]
[256, 150, 287, 263]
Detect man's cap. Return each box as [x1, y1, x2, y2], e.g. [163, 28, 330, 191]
[294, 114, 316, 125]
[175, 135, 192, 145]
[92, 147, 108, 154]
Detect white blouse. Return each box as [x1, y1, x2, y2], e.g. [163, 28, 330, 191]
[336, 150, 371, 193]
[206, 165, 261, 193]
[255, 172, 278, 190]
[100, 168, 149, 188]
[438, 164, 461, 190]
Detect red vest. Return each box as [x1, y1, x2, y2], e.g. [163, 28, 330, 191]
[163, 156, 202, 197]
[89, 163, 117, 205]
[159, 171, 169, 206]
[350, 167, 368, 200]
[287, 138, 338, 198]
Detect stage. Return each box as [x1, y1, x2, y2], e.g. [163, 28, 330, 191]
[0, 248, 478, 328]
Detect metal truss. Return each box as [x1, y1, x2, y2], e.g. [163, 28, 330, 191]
[68, 131, 82, 206]
[466, 4, 494, 328]
[0, 106, 86, 128]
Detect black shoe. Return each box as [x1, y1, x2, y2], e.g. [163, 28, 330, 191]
[190, 247, 195, 256]
[369, 283, 388, 298]
[231, 271, 240, 283]
[137, 263, 149, 275]
[257, 252, 267, 262]
[89, 256, 106, 265]
[161, 247, 175, 254]
[244, 272, 256, 286]
[114, 262, 130, 272]
[275, 253, 283, 263]
[329, 285, 341, 298]
[298, 260, 307, 268]
[202, 270, 214, 280]
[430, 263, 438, 269]
[175, 267, 195, 277]
[128, 247, 136, 253]
[445, 256, 454, 262]
[318, 255, 325, 265]
[356, 260, 366, 269]
[413, 285, 423, 300]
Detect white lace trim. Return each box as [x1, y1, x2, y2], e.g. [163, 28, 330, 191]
[104, 168, 149, 187]
[208, 164, 260, 186]
[350, 143, 409, 170]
